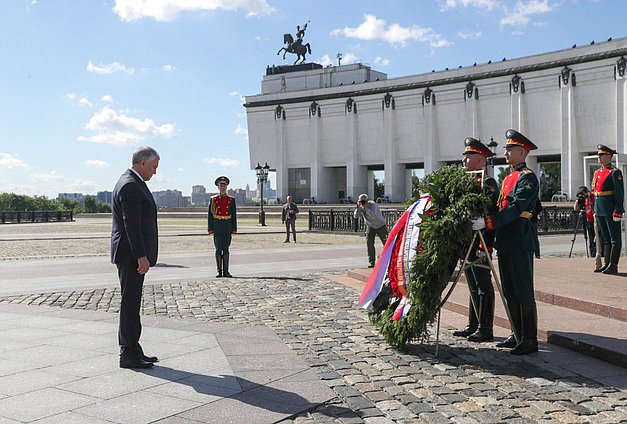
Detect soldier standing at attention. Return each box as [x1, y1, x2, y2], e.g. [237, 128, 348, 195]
[493, 129, 540, 355]
[208, 176, 237, 278]
[453, 137, 499, 343]
[592, 144, 624, 274]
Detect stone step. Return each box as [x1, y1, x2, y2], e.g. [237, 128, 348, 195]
[333, 264, 627, 369]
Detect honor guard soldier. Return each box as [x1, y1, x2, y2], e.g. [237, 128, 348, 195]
[493, 129, 540, 355]
[592, 144, 624, 274]
[453, 137, 500, 342]
[208, 176, 237, 278]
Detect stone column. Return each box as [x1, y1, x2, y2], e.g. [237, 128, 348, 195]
[346, 102, 367, 200]
[559, 68, 582, 199]
[275, 108, 288, 201]
[423, 89, 442, 174]
[383, 94, 405, 202]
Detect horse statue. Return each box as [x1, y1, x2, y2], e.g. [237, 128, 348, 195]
[277, 33, 311, 65]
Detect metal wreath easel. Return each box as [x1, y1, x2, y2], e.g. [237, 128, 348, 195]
[432, 169, 520, 356]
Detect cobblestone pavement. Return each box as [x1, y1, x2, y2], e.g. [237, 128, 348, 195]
[1, 273, 625, 423]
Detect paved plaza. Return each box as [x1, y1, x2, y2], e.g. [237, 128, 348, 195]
[0, 217, 625, 423]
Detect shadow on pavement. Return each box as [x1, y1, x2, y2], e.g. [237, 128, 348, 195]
[136, 365, 349, 418]
[154, 263, 189, 268]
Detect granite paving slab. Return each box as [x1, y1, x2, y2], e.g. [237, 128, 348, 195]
[0, 303, 334, 423]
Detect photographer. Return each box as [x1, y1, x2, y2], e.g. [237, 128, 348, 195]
[573, 186, 597, 256]
[354, 194, 388, 268]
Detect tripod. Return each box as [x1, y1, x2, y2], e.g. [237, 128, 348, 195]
[569, 209, 590, 258]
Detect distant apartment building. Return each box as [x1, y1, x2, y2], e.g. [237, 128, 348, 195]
[96, 191, 113, 204]
[227, 188, 246, 205]
[152, 189, 187, 208]
[191, 185, 211, 207]
[58, 193, 83, 202]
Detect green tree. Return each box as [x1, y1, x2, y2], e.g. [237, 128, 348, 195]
[83, 195, 98, 213]
[496, 166, 511, 187]
[374, 176, 384, 200]
[539, 162, 561, 201]
[411, 174, 420, 198]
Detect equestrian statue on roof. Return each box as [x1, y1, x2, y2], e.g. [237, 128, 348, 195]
[277, 20, 311, 65]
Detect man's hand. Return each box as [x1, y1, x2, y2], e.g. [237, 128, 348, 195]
[207, 230, 213, 235]
[613, 212, 623, 222]
[137, 256, 150, 275]
[471, 217, 485, 230]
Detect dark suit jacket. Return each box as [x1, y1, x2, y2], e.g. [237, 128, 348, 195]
[111, 169, 158, 266]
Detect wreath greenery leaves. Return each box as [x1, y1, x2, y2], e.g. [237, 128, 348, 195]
[368, 165, 491, 347]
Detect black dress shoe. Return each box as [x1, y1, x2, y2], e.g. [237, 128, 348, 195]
[510, 339, 538, 355]
[602, 265, 618, 274]
[452, 327, 477, 338]
[495, 335, 517, 348]
[141, 354, 159, 363]
[120, 357, 154, 369]
[467, 330, 494, 342]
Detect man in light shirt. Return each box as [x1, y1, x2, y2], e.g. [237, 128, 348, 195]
[354, 194, 388, 268]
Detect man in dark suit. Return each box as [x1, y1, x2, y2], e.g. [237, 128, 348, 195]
[111, 146, 160, 369]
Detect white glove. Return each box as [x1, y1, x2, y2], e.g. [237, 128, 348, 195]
[613, 215, 622, 222]
[471, 217, 485, 230]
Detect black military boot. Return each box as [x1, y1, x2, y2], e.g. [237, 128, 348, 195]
[496, 300, 520, 348]
[222, 254, 232, 278]
[595, 244, 612, 273]
[468, 296, 494, 342]
[453, 296, 478, 337]
[602, 245, 621, 274]
[215, 255, 222, 278]
[510, 303, 538, 355]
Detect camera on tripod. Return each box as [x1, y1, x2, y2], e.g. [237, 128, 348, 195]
[575, 187, 588, 209]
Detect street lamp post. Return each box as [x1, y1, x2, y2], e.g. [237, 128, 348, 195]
[255, 162, 270, 226]
[487, 137, 498, 170]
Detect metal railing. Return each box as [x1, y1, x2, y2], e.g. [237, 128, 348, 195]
[309, 205, 579, 234]
[0, 211, 74, 224]
[308, 209, 404, 232]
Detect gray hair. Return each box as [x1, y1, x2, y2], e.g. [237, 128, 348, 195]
[132, 146, 160, 165]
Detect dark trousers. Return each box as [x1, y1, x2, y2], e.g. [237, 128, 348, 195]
[285, 219, 296, 240]
[366, 225, 388, 266]
[596, 215, 621, 251]
[497, 251, 535, 305]
[117, 260, 145, 357]
[465, 250, 494, 297]
[583, 220, 597, 256]
[213, 232, 232, 255]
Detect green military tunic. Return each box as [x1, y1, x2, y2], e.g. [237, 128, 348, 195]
[207, 194, 237, 255]
[494, 162, 539, 304]
[466, 176, 500, 297]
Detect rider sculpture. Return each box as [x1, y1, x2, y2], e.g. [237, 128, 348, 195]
[277, 21, 311, 65]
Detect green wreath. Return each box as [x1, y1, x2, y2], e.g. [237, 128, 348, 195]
[368, 165, 491, 347]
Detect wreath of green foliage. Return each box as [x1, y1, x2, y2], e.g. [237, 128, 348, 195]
[368, 165, 491, 347]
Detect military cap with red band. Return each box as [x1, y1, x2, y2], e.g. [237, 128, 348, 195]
[463, 137, 494, 158]
[596, 144, 617, 155]
[504, 129, 537, 152]
[215, 176, 230, 186]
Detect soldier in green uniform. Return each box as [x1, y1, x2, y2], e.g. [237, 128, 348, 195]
[453, 137, 500, 342]
[592, 144, 624, 274]
[493, 129, 539, 355]
[208, 176, 237, 278]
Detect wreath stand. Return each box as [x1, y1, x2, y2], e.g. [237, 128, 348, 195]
[433, 229, 520, 356]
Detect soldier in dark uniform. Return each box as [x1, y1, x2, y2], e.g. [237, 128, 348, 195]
[592, 144, 624, 274]
[493, 129, 540, 355]
[453, 137, 500, 342]
[208, 176, 237, 278]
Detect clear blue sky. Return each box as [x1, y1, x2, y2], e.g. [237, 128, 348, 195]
[0, 0, 624, 198]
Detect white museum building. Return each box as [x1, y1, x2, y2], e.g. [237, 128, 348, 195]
[245, 37, 627, 203]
